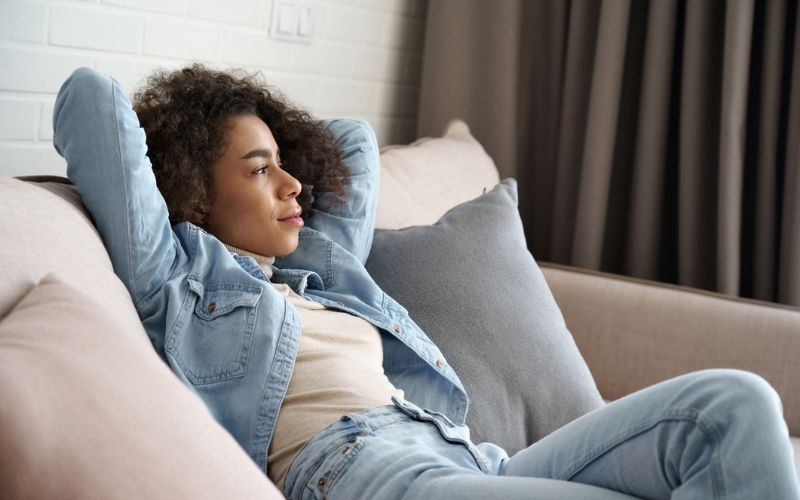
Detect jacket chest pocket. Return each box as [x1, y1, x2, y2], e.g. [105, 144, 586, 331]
[167, 278, 262, 385]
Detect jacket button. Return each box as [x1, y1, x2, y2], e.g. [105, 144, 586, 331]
[318, 478, 326, 488]
[394, 324, 402, 333]
[207, 302, 216, 313]
[436, 359, 446, 369]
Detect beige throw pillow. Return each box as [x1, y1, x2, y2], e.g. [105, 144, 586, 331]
[376, 120, 500, 229]
[0, 273, 283, 500]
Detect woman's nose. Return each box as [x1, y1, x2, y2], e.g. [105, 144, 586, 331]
[278, 167, 302, 200]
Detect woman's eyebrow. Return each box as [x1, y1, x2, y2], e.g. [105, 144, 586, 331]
[240, 148, 274, 160]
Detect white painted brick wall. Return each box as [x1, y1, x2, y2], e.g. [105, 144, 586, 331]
[188, 0, 264, 27]
[0, 0, 427, 176]
[102, 0, 185, 16]
[50, 5, 142, 53]
[0, 1, 47, 43]
[0, 99, 39, 140]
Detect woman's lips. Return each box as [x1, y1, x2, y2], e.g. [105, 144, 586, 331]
[278, 210, 304, 227]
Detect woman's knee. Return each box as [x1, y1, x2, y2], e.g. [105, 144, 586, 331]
[689, 369, 783, 420]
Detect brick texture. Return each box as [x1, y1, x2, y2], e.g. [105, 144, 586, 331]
[0, 0, 427, 176]
[50, 5, 141, 53]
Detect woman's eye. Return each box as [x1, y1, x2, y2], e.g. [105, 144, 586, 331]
[254, 166, 268, 175]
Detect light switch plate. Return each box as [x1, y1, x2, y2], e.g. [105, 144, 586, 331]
[270, 0, 314, 43]
[297, 6, 312, 36]
[277, 4, 296, 34]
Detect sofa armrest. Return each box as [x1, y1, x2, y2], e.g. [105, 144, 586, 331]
[540, 262, 800, 436]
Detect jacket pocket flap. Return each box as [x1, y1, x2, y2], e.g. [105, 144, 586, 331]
[188, 279, 262, 320]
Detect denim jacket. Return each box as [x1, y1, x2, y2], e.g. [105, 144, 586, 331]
[53, 67, 469, 474]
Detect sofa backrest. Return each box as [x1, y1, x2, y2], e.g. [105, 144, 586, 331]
[0, 177, 284, 499]
[0, 177, 131, 321]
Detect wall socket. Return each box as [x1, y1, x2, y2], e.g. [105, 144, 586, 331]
[270, 0, 314, 43]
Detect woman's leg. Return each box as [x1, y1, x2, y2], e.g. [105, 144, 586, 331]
[494, 369, 799, 499]
[286, 370, 798, 500]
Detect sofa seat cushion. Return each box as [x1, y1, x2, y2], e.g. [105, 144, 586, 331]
[0, 273, 282, 500]
[366, 179, 604, 455]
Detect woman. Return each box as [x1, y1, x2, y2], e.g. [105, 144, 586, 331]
[53, 65, 799, 499]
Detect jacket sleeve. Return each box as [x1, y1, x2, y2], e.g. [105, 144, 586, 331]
[53, 67, 179, 307]
[302, 118, 380, 264]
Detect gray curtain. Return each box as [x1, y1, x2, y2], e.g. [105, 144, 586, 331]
[418, 0, 800, 307]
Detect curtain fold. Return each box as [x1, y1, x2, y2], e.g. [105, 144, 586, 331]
[417, 0, 522, 179]
[717, 0, 754, 295]
[419, 0, 800, 307]
[572, 0, 631, 269]
[626, 0, 677, 279]
[548, 0, 598, 263]
[752, 0, 786, 302]
[781, 1, 800, 305]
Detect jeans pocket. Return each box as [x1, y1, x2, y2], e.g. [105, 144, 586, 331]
[302, 436, 367, 500]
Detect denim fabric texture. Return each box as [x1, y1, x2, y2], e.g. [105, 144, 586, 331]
[284, 371, 799, 500]
[53, 67, 800, 499]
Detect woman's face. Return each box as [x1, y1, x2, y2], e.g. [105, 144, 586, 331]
[204, 114, 304, 257]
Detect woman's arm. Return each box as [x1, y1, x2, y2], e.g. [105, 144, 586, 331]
[303, 118, 380, 263]
[53, 67, 179, 306]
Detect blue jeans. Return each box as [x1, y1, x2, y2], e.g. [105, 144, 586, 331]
[283, 369, 799, 499]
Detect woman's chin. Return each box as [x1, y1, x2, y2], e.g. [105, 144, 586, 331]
[272, 241, 300, 257]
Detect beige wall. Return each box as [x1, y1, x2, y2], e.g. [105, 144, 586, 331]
[0, 0, 427, 176]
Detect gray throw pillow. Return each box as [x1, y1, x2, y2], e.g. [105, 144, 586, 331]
[366, 178, 604, 454]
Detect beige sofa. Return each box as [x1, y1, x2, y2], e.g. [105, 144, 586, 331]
[543, 264, 800, 474]
[1, 120, 797, 499]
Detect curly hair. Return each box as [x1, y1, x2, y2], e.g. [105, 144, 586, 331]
[132, 64, 348, 225]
